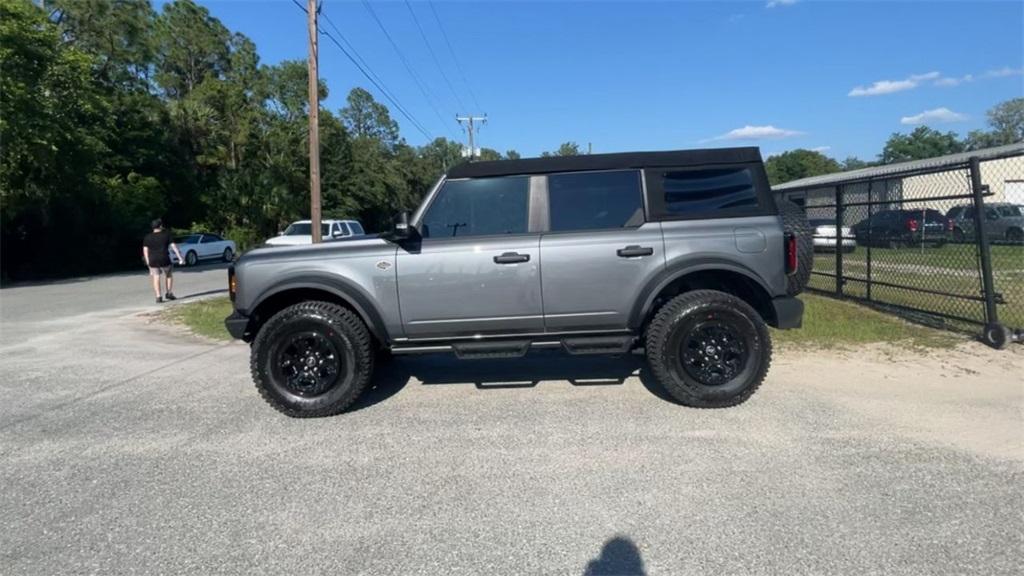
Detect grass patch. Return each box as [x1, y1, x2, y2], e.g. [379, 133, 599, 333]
[163, 296, 233, 340]
[773, 293, 958, 348]
[169, 294, 956, 350]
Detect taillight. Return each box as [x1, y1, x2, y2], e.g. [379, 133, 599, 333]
[228, 265, 237, 302]
[785, 233, 797, 275]
[907, 218, 919, 232]
[947, 219, 954, 231]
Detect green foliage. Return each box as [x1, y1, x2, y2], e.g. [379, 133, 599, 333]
[880, 126, 964, 164]
[0, 0, 454, 281]
[764, 149, 842, 185]
[541, 141, 581, 157]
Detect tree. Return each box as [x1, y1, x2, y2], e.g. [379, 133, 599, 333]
[965, 98, 1024, 150]
[880, 126, 963, 164]
[840, 156, 874, 171]
[505, 149, 521, 160]
[764, 149, 842, 185]
[541, 141, 581, 157]
[340, 87, 399, 147]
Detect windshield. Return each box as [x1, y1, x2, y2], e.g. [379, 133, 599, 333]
[283, 223, 330, 236]
[175, 235, 200, 244]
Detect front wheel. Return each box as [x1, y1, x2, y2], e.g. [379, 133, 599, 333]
[185, 250, 198, 266]
[222, 247, 234, 262]
[645, 290, 771, 408]
[250, 301, 374, 417]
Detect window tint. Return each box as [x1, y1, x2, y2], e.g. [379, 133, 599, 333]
[349, 222, 365, 234]
[658, 167, 759, 215]
[548, 170, 643, 232]
[997, 205, 1021, 217]
[421, 176, 529, 238]
[205, 234, 222, 242]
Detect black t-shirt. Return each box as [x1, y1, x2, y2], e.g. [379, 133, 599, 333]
[144, 230, 172, 267]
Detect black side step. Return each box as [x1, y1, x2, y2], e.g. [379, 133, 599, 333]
[561, 335, 634, 355]
[452, 340, 531, 359]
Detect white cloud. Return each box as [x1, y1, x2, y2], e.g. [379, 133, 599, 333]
[811, 146, 832, 153]
[935, 74, 974, 87]
[766, 0, 798, 7]
[848, 71, 940, 96]
[706, 125, 805, 142]
[983, 66, 1024, 78]
[900, 107, 969, 125]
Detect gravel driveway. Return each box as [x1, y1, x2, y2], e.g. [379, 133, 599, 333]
[1, 268, 1022, 575]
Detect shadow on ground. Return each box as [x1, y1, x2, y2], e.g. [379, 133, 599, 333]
[350, 350, 676, 412]
[583, 536, 646, 576]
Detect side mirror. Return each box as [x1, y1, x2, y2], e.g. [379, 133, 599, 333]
[393, 212, 417, 240]
[331, 229, 344, 239]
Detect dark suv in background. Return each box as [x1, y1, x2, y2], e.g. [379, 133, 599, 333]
[851, 209, 952, 248]
[947, 203, 1024, 244]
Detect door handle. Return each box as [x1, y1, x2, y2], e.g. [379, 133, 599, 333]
[617, 245, 654, 258]
[494, 252, 530, 264]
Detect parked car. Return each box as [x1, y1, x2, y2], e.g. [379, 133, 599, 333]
[851, 209, 952, 248]
[946, 203, 1024, 244]
[172, 233, 236, 266]
[264, 219, 365, 247]
[225, 147, 811, 417]
[809, 218, 855, 253]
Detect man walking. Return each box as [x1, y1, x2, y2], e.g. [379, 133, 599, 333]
[143, 219, 183, 304]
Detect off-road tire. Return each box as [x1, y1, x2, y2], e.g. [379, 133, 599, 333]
[777, 199, 813, 295]
[250, 301, 374, 417]
[645, 290, 771, 408]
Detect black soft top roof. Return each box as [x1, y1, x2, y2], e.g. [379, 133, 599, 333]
[446, 147, 762, 179]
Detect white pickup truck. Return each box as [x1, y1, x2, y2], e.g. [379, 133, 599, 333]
[264, 219, 366, 247]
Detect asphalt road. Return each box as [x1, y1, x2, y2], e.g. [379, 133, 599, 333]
[1, 268, 1022, 575]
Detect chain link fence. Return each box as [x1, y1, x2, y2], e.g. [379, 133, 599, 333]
[774, 144, 1024, 348]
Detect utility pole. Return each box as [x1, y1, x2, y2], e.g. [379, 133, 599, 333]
[307, 0, 322, 243]
[456, 114, 487, 161]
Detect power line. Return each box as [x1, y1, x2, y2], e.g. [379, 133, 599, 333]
[320, 28, 433, 141]
[290, 0, 434, 141]
[426, 0, 482, 112]
[402, 0, 466, 113]
[353, 0, 456, 140]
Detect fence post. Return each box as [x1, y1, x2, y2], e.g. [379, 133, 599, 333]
[969, 157, 1007, 347]
[865, 180, 872, 301]
[835, 184, 844, 297]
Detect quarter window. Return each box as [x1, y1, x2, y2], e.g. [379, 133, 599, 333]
[657, 167, 759, 215]
[548, 170, 643, 232]
[421, 176, 529, 238]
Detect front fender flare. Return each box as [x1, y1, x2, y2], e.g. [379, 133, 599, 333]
[250, 275, 390, 344]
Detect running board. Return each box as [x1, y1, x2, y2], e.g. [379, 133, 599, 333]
[390, 335, 635, 357]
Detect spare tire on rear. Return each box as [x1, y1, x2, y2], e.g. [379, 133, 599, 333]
[777, 199, 813, 296]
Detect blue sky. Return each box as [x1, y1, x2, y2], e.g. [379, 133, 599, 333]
[192, 0, 1023, 160]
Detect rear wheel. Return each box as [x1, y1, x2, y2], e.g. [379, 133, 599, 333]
[1007, 228, 1023, 244]
[952, 228, 965, 243]
[645, 290, 771, 408]
[777, 199, 813, 296]
[250, 301, 374, 417]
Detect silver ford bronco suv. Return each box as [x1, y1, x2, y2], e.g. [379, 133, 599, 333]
[225, 148, 811, 417]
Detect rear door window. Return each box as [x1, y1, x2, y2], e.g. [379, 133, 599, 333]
[421, 176, 530, 238]
[547, 170, 643, 232]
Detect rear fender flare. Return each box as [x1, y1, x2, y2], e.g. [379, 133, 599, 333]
[629, 259, 774, 329]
